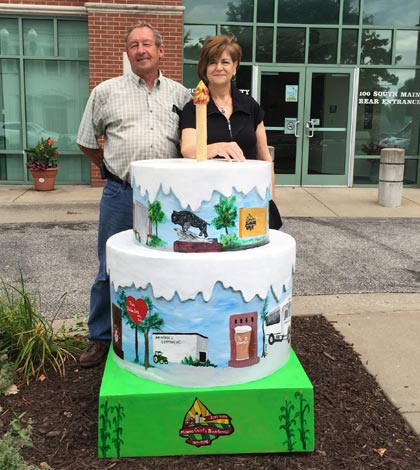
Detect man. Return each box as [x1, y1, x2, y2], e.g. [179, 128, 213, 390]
[77, 22, 191, 367]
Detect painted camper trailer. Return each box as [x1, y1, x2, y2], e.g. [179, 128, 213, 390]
[265, 299, 292, 345]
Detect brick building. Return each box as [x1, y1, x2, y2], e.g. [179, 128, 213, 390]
[0, 1, 419, 187]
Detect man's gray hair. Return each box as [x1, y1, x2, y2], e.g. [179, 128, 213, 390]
[125, 22, 163, 48]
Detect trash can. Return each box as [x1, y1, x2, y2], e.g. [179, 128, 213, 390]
[377, 148, 405, 207]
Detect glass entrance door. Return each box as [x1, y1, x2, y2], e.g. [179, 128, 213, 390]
[258, 66, 354, 186]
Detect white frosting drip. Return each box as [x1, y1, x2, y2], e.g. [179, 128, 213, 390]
[107, 229, 295, 302]
[131, 159, 272, 211]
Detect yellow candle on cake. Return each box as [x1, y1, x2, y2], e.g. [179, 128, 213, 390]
[193, 80, 210, 162]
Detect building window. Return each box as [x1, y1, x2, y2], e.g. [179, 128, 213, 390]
[221, 25, 253, 61]
[256, 27, 273, 62]
[309, 28, 338, 63]
[58, 20, 88, 59]
[341, 29, 358, 64]
[183, 64, 198, 90]
[182, 1, 420, 186]
[23, 19, 54, 56]
[363, 0, 420, 27]
[0, 17, 89, 184]
[236, 65, 252, 91]
[276, 28, 305, 63]
[395, 30, 420, 66]
[184, 0, 253, 22]
[0, 19, 19, 54]
[0, 60, 21, 151]
[25, 59, 88, 151]
[354, 68, 420, 184]
[343, 0, 360, 25]
[183, 25, 216, 62]
[257, 0, 275, 23]
[361, 29, 392, 65]
[278, 0, 340, 25]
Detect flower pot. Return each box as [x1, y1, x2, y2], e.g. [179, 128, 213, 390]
[30, 167, 59, 191]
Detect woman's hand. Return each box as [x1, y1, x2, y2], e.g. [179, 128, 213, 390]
[208, 141, 246, 161]
[181, 128, 246, 161]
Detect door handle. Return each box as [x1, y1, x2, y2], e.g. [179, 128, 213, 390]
[306, 119, 315, 138]
[294, 120, 300, 138]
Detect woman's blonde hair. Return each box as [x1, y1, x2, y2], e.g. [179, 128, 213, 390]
[197, 35, 242, 84]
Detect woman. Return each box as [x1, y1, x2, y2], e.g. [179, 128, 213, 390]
[180, 35, 281, 228]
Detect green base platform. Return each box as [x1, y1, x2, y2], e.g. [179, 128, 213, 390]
[98, 349, 314, 458]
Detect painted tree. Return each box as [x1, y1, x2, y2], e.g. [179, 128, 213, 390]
[212, 196, 237, 235]
[137, 299, 165, 369]
[279, 397, 296, 452]
[260, 296, 269, 358]
[117, 288, 127, 313]
[99, 397, 112, 457]
[119, 290, 151, 363]
[111, 401, 125, 457]
[148, 200, 166, 238]
[294, 390, 311, 450]
[116, 289, 132, 355]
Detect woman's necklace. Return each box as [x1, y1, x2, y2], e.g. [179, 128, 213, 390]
[213, 95, 231, 116]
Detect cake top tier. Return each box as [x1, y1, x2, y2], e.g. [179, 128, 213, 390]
[131, 159, 271, 212]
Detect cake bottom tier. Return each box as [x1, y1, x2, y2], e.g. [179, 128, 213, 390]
[99, 349, 314, 458]
[107, 229, 296, 387]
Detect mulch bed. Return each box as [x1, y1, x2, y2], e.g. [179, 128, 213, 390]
[1, 315, 419, 470]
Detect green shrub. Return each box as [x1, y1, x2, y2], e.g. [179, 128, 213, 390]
[0, 435, 27, 470]
[147, 235, 166, 247]
[0, 413, 33, 470]
[0, 273, 82, 383]
[0, 354, 15, 393]
[181, 355, 217, 367]
[220, 232, 240, 248]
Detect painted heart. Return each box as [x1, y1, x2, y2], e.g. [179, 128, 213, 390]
[125, 296, 148, 324]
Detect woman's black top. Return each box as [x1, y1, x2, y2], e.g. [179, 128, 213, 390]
[180, 85, 264, 159]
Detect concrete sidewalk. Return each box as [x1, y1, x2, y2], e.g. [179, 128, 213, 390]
[0, 184, 102, 223]
[295, 293, 420, 436]
[1, 184, 419, 435]
[278, 186, 420, 218]
[1, 184, 420, 222]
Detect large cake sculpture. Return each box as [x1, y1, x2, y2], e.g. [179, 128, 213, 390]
[100, 81, 313, 459]
[106, 159, 296, 388]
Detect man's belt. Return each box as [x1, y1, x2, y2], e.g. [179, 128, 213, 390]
[100, 163, 131, 187]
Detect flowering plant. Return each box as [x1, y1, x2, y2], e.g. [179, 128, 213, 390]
[26, 137, 59, 170]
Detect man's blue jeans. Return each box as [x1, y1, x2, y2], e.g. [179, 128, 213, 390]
[88, 180, 133, 344]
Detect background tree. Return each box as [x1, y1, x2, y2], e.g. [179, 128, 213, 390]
[183, 29, 208, 61]
[226, 0, 253, 22]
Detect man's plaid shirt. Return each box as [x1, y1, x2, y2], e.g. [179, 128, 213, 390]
[77, 70, 191, 182]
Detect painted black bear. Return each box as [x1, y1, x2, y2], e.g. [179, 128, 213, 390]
[171, 210, 209, 238]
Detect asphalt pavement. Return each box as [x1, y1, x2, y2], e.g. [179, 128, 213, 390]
[0, 184, 419, 435]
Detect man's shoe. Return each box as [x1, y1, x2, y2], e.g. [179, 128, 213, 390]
[79, 341, 109, 368]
